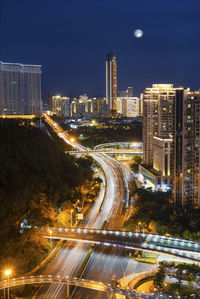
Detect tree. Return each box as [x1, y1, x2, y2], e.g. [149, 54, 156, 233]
[154, 262, 166, 288]
[130, 163, 139, 173]
[133, 155, 142, 165]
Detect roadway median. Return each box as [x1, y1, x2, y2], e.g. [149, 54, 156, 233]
[89, 157, 107, 212]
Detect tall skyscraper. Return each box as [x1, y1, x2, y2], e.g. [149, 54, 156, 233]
[141, 84, 200, 206]
[0, 62, 41, 116]
[106, 53, 117, 116]
[173, 88, 200, 207]
[142, 84, 175, 166]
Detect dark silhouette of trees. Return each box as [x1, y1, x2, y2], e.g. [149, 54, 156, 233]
[154, 261, 200, 296]
[0, 120, 96, 275]
[124, 188, 200, 241]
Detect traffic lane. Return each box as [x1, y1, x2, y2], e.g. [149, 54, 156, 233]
[36, 160, 118, 298]
[41, 241, 90, 275]
[72, 245, 156, 299]
[42, 116, 129, 298]
[71, 161, 128, 299]
[71, 246, 126, 298]
[36, 162, 118, 299]
[82, 246, 127, 282]
[72, 288, 109, 299]
[35, 242, 91, 298]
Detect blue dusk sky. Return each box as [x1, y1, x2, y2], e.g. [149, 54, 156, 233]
[1, 0, 200, 97]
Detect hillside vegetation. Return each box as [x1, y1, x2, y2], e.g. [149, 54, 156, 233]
[0, 119, 96, 275]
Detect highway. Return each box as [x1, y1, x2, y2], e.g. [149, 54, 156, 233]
[71, 244, 156, 299]
[34, 115, 129, 298]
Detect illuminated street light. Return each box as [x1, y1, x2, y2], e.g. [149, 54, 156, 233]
[70, 138, 75, 143]
[5, 269, 12, 299]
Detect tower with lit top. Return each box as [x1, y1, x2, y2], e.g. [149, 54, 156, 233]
[106, 53, 117, 116]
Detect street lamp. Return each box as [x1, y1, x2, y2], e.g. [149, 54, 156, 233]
[138, 222, 141, 233]
[70, 209, 74, 228]
[5, 269, 11, 299]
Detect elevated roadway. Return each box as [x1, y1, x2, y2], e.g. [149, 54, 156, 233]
[68, 149, 143, 154]
[0, 274, 154, 298]
[94, 142, 143, 151]
[43, 227, 200, 263]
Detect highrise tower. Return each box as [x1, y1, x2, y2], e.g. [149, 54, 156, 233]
[142, 84, 176, 166]
[106, 53, 117, 116]
[173, 88, 200, 207]
[0, 62, 41, 116]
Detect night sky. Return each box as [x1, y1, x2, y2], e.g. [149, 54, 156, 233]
[1, 0, 200, 97]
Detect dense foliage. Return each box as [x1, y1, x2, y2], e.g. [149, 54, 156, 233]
[130, 155, 142, 172]
[0, 119, 94, 275]
[124, 189, 200, 240]
[54, 119, 142, 148]
[76, 124, 142, 148]
[154, 261, 200, 296]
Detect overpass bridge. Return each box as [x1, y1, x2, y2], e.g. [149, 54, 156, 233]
[43, 227, 200, 263]
[94, 142, 143, 151]
[67, 149, 143, 154]
[0, 274, 154, 298]
[68, 142, 143, 155]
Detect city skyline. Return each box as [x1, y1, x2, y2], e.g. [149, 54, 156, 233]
[1, 1, 200, 298]
[1, 0, 200, 97]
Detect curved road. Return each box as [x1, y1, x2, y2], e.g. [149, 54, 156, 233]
[33, 115, 129, 298]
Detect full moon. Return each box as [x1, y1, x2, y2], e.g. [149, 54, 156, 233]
[134, 29, 143, 38]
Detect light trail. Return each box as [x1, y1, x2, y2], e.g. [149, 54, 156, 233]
[34, 115, 128, 298]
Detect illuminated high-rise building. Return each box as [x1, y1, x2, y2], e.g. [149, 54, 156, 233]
[141, 84, 200, 206]
[173, 88, 200, 207]
[50, 95, 70, 118]
[0, 62, 41, 116]
[142, 84, 175, 166]
[117, 96, 140, 117]
[106, 53, 117, 115]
